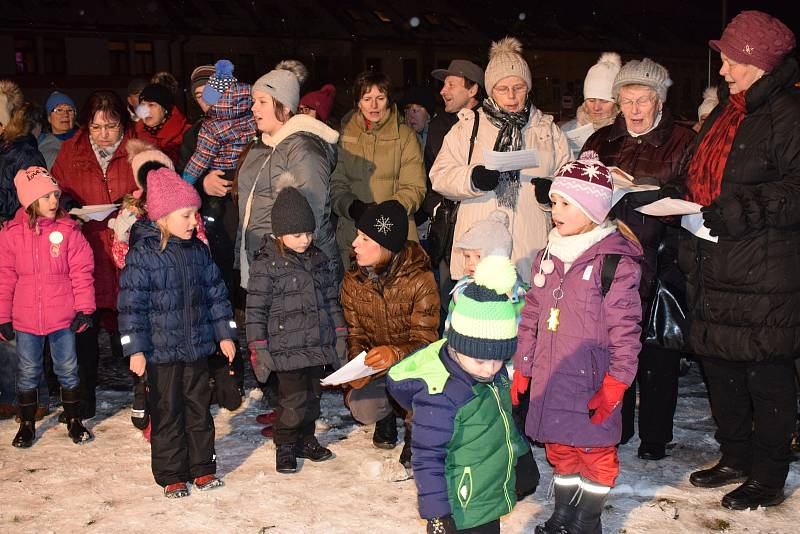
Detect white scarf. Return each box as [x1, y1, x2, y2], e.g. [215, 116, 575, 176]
[547, 221, 617, 272]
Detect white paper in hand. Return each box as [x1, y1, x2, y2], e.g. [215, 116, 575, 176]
[564, 123, 595, 158]
[635, 198, 703, 217]
[681, 213, 719, 243]
[482, 148, 539, 172]
[320, 351, 379, 386]
[70, 204, 120, 222]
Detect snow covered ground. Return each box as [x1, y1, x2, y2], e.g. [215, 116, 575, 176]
[1, 363, 799, 533]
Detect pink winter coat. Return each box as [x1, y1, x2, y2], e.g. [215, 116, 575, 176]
[0, 209, 95, 335]
[514, 231, 642, 448]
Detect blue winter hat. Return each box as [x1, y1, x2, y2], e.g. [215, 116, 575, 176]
[202, 59, 237, 106]
[45, 91, 76, 114]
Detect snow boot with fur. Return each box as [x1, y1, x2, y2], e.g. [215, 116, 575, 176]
[12, 389, 38, 448]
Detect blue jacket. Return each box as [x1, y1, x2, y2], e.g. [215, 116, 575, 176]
[117, 220, 236, 364]
[1, 135, 46, 221]
[387, 340, 528, 529]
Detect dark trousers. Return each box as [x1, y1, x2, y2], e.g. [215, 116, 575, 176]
[273, 365, 324, 446]
[702, 357, 796, 488]
[438, 258, 455, 336]
[147, 360, 216, 487]
[458, 519, 500, 533]
[620, 345, 681, 445]
[75, 325, 99, 417]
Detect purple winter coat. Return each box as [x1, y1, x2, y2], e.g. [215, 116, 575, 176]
[514, 231, 642, 448]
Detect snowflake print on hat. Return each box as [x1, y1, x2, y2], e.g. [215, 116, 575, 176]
[374, 215, 393, 235]
[549, 151, 614, 224]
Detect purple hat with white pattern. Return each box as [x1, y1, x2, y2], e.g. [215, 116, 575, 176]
[549, 150, 613, 224]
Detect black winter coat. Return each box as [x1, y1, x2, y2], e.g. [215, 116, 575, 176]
[245, 237, 345, 371]
[0, 134, 46, 222]
[117, 220, 236, 364]
[674, 57, 800, 362]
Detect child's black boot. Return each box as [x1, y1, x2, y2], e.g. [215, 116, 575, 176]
[565, 479, 609, 534]
[399, 421, 412, 468]
[535, 474, 580, 534]
[62, 387, 93, 444]
[373, 412, 398, 449]
[276, 444, 298, 474]
[12, 389, 38, 448]
[294, 436, 333, 462]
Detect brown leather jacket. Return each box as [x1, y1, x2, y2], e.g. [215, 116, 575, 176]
[340, 241, 440, 378]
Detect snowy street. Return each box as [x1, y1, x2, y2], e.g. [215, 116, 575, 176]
[1, 364, 798, 533]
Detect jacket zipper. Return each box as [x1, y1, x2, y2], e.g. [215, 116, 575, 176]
[489, 383, 515, 513]
[175, 245, 196, 360]
[536, 276, 563, 439]
[35, 232, 43, 334]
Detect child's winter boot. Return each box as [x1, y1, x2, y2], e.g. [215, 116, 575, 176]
[536, 474, 580, 534]
[12, 389, 38, 448]
[565, 478, 610, 534]
[399, 421, 412, 468]
[276, 443, 298, 474]
[164, 482, 189, 498]
[62, 387, 93, 444]
[294, 436, 333, 462]
[194, 474, 224, 491]
[372, 412, 398, 449]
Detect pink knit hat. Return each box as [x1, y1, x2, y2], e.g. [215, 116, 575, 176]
[549, 150, 613, 225]
[299, 84, 336, 122]
[145, 167, 201, 221]
[14, 166, 60, 210]
[710, 10, 796, 72]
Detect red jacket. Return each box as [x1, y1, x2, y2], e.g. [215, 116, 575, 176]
[52, 129, 138, 311]
[133, 106, 190, 167]
[0, 209, 95, 335]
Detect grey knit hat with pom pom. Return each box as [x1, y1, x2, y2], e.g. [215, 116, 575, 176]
[271, 173, 316, 236]
[253, 60, 309, 114]
[454, 210, 512, 259]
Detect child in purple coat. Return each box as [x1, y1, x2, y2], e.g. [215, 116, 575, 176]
[512, 151, 643, 534]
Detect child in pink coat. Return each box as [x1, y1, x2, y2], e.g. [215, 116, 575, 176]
[0, 166, 96, 448]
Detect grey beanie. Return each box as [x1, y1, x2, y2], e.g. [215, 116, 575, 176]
[454, 210, 512, 258]
[253, 59, 308, 114]
[612, 58, 673, 103]
[271, 186, 316, 237]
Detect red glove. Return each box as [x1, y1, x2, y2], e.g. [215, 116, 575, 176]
[587, 373, 628, 424]
[511, 370, 530, 406]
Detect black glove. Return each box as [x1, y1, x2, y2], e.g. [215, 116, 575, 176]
[533, 178, 553, 205]
[348, 199, 375, 222]
[69, 312, 93, 333]
[658, 182, 684, 200]
[130, 372, 150, 430]
[515, 451, 540, 500]
[211, 352, 243, 411]
[471, 166, 501, 192]
[0, 322, 14, 342]
[427, 516, 457, 534]
[701, 192, 749, 239]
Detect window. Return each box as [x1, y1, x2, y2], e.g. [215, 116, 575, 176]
[43, 37, 66, 75]
[15, 38, 37, 74]
[133, 41, 154, 76]
[366, 57, 382, 73]
[402, 58, 418, 86]
[109, 40, 129, 76]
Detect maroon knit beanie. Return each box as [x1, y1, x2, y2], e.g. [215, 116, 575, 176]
[710, 10, 796, 72]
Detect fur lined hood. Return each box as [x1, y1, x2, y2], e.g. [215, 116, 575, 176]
[261, 113, 339, 147]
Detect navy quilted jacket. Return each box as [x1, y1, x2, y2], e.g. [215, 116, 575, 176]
[1, 135, 46, 221]
[117, 220, 236, 363]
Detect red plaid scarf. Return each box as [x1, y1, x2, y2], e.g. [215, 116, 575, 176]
[686, 92, 747, 206]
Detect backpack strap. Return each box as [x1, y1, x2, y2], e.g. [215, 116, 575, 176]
[467, 108, 480, 164]
[600, 254, 622, 298]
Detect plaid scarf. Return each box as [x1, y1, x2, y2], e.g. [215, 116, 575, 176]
[89, 135, 122, 175]
[481, 96, 532, 210]
[686, 92, 747, 206]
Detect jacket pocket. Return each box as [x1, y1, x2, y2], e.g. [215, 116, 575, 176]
[456, 466, 473, 510]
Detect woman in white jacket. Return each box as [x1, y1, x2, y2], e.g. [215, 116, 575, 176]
[430, 37, 569, 284]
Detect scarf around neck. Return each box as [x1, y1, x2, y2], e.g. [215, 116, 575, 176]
[89, 135, 122, 174]
[685, 91, 747, 206]
[482, 97, 532, 210]
[546, 220, 617, 272]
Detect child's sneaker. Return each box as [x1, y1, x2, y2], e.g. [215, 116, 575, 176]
[164, 482, 189, 498]
[256, 411, 278, 425]
[294, 436, 333, 462]
[193, 474, 223, 491]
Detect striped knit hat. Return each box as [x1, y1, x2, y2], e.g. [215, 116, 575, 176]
[446, 255, 519, 360]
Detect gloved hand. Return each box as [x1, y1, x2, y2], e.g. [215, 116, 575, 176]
[515, 451, 540, 500]
[658, 182, 684, 200]
[335, 328, 348, 366]
[364, 345, 399, 370]
[130, 372, 149, 430]
[348, 199, 375, 222]
[701, 192, 749, 239]
[108, 207, 138, 242]
[427, 516, 457, 534]
[0, 322, 14, 342]
[471, 165, 501, 192]
[69, 312, 93, 333]
[248, 341, 272, 383]
[532, 178, 553, 205]
[587, 373, 628, 424]
[510, 370, 531, 406]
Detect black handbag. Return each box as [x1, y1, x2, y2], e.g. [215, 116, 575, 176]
[643, 277, 690, 351]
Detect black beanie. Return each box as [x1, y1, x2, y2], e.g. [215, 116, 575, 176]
[139, 83, 174, 112]
[356, 200, 408, 253]
[271, 186, 316, 237]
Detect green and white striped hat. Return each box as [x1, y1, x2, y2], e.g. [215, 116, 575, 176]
[446, 255, 518, 360]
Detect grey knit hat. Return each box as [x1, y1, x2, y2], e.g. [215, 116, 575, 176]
[612, 58, 673, 103]
[253, 60, 308, 114]
[454, 210, 512, 259]
[271, 186, 316, 237]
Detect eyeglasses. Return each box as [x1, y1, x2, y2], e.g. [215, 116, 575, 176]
[89, 123, 121, 133]
[298, 105, 313, 114]
[619, 96, 655, 108]
[493, 84, 528, 96]
[51, 107, 76, 116]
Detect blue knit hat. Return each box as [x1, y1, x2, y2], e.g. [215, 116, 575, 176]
[446, 256, 519, 360]
[45, 91, 76, 114]
[202, 59, 237, 106]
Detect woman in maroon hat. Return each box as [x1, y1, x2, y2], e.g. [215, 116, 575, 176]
[666, 10, 799, 511]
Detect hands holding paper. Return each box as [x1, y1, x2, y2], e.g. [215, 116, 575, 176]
[342, 346, 399, 389]
[701, 192, 761, 239]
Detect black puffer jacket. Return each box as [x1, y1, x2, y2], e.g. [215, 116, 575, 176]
[1, 134, 46, 222]
[245, 237, 345, 372]
[674, 57, 800, 362]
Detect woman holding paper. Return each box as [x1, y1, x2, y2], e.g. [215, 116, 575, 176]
[430, 37, 570, 286]
[582, 57, 695, 461]
[52, 90, 138, 418]
[340, 200, 439, 468]
[672, 11, 799, 511]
